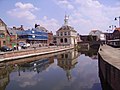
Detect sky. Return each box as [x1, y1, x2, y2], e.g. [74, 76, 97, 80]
[0, 0, 120, 35]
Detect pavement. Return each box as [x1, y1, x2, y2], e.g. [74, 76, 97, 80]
[99, 45, 120, 70]
[0, 46, 74, 62]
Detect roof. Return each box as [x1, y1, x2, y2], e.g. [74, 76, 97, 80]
[90, 30, 102, 33]
[36, 26, 48, 32]
[7, 28, 17, 35]
[89, 30, 103, 35]
[0, 19, 7, 26]
[0, 19, 7, 31]
[57, 25, 76, 32]
[115, 28, 120, 31]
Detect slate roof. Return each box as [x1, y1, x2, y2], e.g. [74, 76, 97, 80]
[57, 25, 76, 32]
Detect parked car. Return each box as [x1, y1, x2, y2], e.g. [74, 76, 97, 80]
[0, 46, 13, 52]
[18, 42, 30, 49]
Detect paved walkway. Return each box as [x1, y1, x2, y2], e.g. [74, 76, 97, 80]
[0, 46, 74, 62]
[99, 45, 120, 70]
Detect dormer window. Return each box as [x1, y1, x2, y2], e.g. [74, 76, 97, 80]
[61, 32, 63, 36]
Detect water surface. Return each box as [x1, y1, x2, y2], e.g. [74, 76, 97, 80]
[0, 49, 101, 90]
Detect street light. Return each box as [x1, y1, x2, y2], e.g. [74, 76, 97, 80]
[114, 16, 120, 27]
[109, 25, 116, 31]
[32, 35, 35, 50]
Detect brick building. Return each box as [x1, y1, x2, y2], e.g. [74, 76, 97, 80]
[0, 19, 11, 47]
[47, 31, 53, 45]
[113, 28, 120, 40]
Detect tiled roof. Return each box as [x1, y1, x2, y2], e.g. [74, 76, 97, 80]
[115, 28, 120, 31]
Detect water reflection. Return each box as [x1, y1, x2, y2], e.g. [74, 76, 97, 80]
[0, 49, 102, 90]
[57, 51, 79, 80]
[80, 48, 98, 60]
[0, 64, 13, 90]
[19, 57, 54, 74]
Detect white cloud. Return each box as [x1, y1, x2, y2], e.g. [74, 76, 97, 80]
[7, 2, 38, 21]
[15, 2, 38, 11]
[35, 16, 60, 34]
[7, 1, 120, 34]
[54, 0, 74, 10]
[11, 72, 42, 88]
[7, 2, 60, 34]
[53, 0, 120, 34]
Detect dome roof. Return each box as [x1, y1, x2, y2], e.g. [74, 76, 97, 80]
[57, 25, 76, 32]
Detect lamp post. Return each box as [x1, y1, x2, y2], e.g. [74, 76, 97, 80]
[115, 16, 120, 27]
[15, 34, 18, 50]
[109, 25, 116, 31]
[32, 35, 35, 50]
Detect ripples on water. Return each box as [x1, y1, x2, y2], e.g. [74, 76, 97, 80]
[0, 49, 102, 90]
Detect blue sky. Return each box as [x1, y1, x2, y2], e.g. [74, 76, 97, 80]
[0, 0, 120, 34]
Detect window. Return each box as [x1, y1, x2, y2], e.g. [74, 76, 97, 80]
[0, 33, 5, 38]
[65, 38, 67, 43]
[61, 32, 63, 36]
[64, 32, 67, 36]
[61, 54, 64, 58]
[65, 54, 68, 58]
[68, 32, 70, 35]
[3, 41, 6, 45]
[60, 38, 63, 43]
[57, 32, 59, 36]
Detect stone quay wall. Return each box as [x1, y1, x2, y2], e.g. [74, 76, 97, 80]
[98, 45, 120, 90]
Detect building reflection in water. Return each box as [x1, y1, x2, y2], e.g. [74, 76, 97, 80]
[14, 56, 54, 76]
[57, 50, 80, 81]
[80, 47, 98, 60]
[0, 63, 13, 90]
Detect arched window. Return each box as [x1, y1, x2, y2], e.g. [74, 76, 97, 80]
[60, 38, 63, 43]
[64, 38, 67, 43]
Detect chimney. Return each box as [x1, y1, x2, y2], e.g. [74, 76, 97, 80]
[13, 26, 16, 29]
[35, 24, 40, 28]
[20, 25, 24, 30]
[35, 24, 38, 28]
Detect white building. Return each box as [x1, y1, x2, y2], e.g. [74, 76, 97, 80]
[89, 30, 104, 40]
[56, 15, 77, 46]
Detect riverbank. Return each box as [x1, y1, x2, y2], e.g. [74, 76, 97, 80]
[99, 45, 120, 70]
[98, 45, 120, 90]
[0, 46, 74, 62]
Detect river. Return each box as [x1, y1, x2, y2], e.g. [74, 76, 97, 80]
[0, 49, 102, 90]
